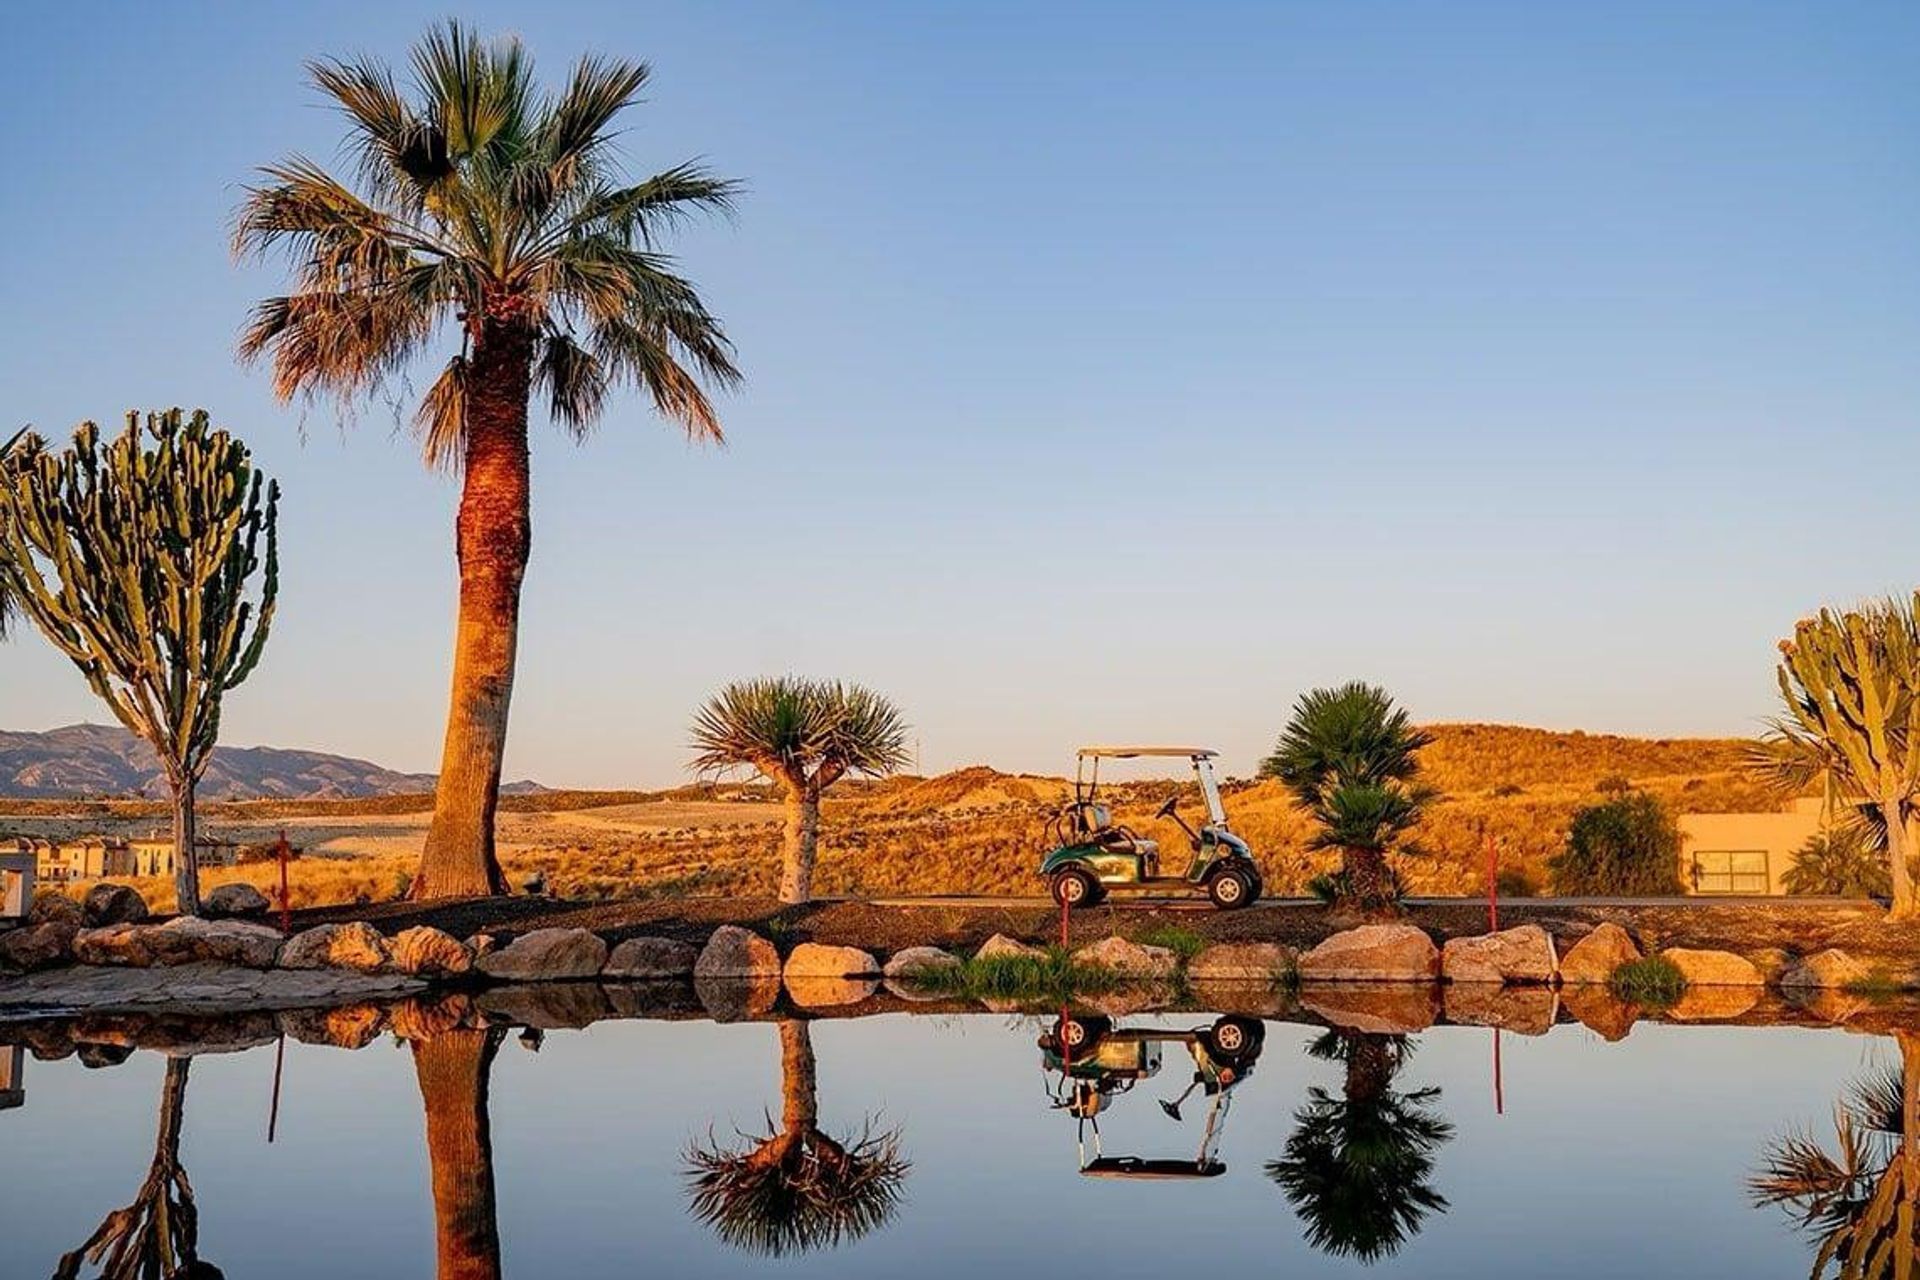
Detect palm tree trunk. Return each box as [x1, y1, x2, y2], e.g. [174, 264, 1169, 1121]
[779, 783, 821, 905]
[1885, 799, 1916, 919]
[170, 773, 200, 917]
[412, 1028, 504, 1280]
[1343, 846, 1394, 916]
[417, 318, 532, 900]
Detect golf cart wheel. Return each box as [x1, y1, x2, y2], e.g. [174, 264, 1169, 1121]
[1051, 867, 1099, 909]
[1207, 867, 1253, 910]
[1053, 1014, 1111, 1052]
[1205, 1016, 1265, 1066]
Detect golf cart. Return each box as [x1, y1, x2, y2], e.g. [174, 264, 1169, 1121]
[1040, 746, 1262, 909]
[1037, 1014, 1265, 1179]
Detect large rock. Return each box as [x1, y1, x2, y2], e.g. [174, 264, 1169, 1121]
[476, 928, 608, 982]
[1302, 984, 1439, 1034]
[694, 926, 781, 980]
[477, 982, 613, 1030]
[1443, 984, 1556, 1034]
[1188, 942, 1295, 984]
[783, 942, 880, 979]
[1669, 983, 1760, 1022]
[278, 922, 391, 973]
[282, 1003, 387, 1050]
[148, 917, 283, 968]
[1441, 925, 1557, 985]
[786, 975, 880, 1007]
[1558, 923, 1641, 986]
[1561, 984, 1639, 1042]
[389, 926, 475, 977]
[28, 890, 83, 927]
[83, 883, 149, 927]
[976, 934, 1046, 962]
[695, 974, 781, 1022]
[883, 946, 961, 982]
[1781, 949, 1872, 991]
[1663, 948, 1763, 987]
[603, 936, 698, 979]
[1299, 925, 1440, 983]
[204, 883, 272, 919]
[0, 921, 78, 972]
[1072, 936, 1178, 979]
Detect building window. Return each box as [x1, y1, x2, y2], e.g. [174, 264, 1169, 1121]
[1693, 849, 1769, 895]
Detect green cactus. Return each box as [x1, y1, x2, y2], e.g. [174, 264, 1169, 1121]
[1754, 595, 1920, 917]
[0, 410, 279, 915]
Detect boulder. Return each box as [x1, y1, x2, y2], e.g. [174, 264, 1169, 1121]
[1746, 947, 1796, 985]
[1558, 923, 1642, 986]
[1443, 984, 1556, 1035]
[1079, 982, 1179, 1018]
[1298, 925, 1440, 983]
[204, 883, 272, 919]
[83, 883, 149, 927]
[883, 946, 961, 982]
[147, 917, 283, 968]
[1301, 984, 1439, 1034]
[282, 1003, 387, 1050]
[1189, 979, 1296, 1018]
[1440, 925, 1557, 985]
[278, 922, 391, 973]
[602, 936, 698, 979]
[1561, 984, 1638, 1041]
[1663, 948, 1763, 987]
[28, 890, 83, 927]
[0, 921, 78, 972]
[71, 923, 155, 966]
[1781, 949, 1872, 992]
[976, 934, 1045, 962]
[694, 926, 781, 980]
[467, 933, 499, 958]
[476, 928, 608, 982]
[786, 975, 880, 1007]
[1785, 985, 1872, 1025]
[1188, 942, 1295, 984]
[389, 926, 475, 977]
[1073, 936, 1178, 979]
[476, 982, 613, 1030]
[1669, 983, 1760, 1022]
[386, 994, 477, 1042]
[783, 942, 881, 979]
[695, 974, 781, 1022]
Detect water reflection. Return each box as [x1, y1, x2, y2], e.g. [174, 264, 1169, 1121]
[1754, 1029, 1920, 1278]
[412, 1027, 506, 1280]
[1037, 1013, 1265, 1178]
[55, 1056, 218, 1280]
[1267, 1030, 1454, 1264]
[684, 1017, 910, 1257]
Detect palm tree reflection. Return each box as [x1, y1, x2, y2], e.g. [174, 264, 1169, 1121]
[685, 1018, 909, 1256]
[1754, 1030, 1920, 1278]
[412, 1026, 507, 1280]
[1267, 1030, 1454, 1264]
[56, 1056, 219, 1279]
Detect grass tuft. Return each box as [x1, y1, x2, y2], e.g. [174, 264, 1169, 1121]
[1608, 955, 1686, 1008]
[1134, 923, 1208, 965]
[901, 947, 1124, 1001]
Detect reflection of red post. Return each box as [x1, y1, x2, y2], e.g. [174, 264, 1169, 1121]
[268, 1032, 285, 1143]
[276, 829, 292, 935]
[1492, 1027, 1504, 1116]
[1485, 829, 1499, 932]
[1060, 895, 1070, 949]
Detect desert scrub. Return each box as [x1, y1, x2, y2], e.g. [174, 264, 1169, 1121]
[1842, 970, 1907, 1001]
[1609, 955, 1686, 1008]
[903, 947, 1126, 1001]
[1134, 923, 1208, 965]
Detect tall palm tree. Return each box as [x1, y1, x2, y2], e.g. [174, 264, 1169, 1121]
[690, 678, 910, 904]
[236, 21, 740, 898]
[1753, 1031, 1920, 1278]
[1262, 682, 1435, 916]
[412, 1026, 506, 1280]
[1267, 1030, 1453, 1264]
[685, 1018, 909, 1256]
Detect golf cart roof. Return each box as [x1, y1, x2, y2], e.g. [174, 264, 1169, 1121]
[1077, 746, 1217, 760]
[1081, 1157, 1227, 1180]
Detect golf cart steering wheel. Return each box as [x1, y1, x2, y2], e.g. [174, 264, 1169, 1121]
[1155, 795, 1180, 819]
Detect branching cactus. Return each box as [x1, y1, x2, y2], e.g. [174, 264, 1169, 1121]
[1755, 595, 1920, 917]
[0, 409, 279, 915]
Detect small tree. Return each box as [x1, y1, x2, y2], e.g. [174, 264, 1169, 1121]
[1547, 792, 1682, 896]
[690, 678, 909, 904]
[0, 411, 279, 915]
[1262, 682, 1435, 916]
[1783, 824, 1892, 899]
[1751, 597, 1920, 918]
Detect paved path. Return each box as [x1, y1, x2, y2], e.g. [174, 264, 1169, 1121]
[860, 893, 1866, 910]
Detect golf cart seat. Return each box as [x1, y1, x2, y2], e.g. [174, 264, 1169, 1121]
[1068, 802, 1158, 859]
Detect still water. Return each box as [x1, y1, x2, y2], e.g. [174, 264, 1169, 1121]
[0, 993, 1910, 1278]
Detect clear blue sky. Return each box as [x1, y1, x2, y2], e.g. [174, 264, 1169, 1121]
[2, 1, 1916, 787]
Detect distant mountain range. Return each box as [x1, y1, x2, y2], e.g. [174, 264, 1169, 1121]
[0, 724, 546, 800]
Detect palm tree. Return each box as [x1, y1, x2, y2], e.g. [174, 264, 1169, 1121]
[57, 1057, 216, 1279]
[1262, 682, 1435, 915]
[1751, 596, 1920, 918]
[412, 1026, 506, 1280]
[685, 1018, 909, 1256]
[236, 21, 740, 898]
[1267, 1030, 1453, 1264]
[1785, 826, 1893, 900]
[1753, 1031, 1920, 1278]
[690, 678, 910, 904]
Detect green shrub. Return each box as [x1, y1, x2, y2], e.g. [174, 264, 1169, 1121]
[1609, 955, 1686, 1007]
[1548, 792, 1683, 896]
[903, 947, 1124, 1001]
[1135, 923, 1208, 964]
[1783, 826, 1889, 898]
[1495, 864, 1542, 897]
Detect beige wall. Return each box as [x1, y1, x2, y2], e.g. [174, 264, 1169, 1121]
[1676, 797, 1824, 895]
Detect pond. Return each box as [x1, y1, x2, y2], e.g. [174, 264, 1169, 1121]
[1, 990, 1913, 1278]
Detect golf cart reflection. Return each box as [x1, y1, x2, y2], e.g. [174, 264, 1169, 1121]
[1038, 1014, 1265, 1179]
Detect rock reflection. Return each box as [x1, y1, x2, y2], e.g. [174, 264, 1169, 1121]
[1267, 1029, 1454, 1264]
[685, 1018, 909, 1256]
[56, 1056, 218, 1280]
[1753, 1028, 1920, 1278]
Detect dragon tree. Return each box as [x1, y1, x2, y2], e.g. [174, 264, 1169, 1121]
[236, 21, 740, 899]
[0, 411, 279, 915]
[1752, 596, 1920, 918]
